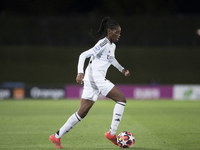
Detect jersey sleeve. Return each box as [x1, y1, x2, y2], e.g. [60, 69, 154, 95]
[77, 38, 108, 74]
[111, 58, 124, 72]
[77, 48, 94, 74]
[92, 39, 107, 56]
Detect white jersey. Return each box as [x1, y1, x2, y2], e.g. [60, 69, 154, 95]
[78, 37, 124, 82]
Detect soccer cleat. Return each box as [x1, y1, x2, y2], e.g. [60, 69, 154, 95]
[49, 134, 64, 149]
[105, 131, 118, 145]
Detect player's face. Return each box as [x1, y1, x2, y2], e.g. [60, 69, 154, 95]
[108, 26, 121, 43]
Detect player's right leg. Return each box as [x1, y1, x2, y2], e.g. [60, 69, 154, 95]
[77, 98, 95, 118]
[49, 111, 82, 148]
[49, 99, 94, 148]
[49, 134, 63, 149]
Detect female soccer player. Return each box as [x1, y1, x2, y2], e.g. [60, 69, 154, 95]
[50, 17, 130, 148]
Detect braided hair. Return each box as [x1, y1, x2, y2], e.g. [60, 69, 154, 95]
[89, 17, 119, 40]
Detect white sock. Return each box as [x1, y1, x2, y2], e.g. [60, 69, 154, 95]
[110, 102, 126, 135]
[54, 112, 82, 138]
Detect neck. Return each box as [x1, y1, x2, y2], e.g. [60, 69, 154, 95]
[106, 36, 112, 44]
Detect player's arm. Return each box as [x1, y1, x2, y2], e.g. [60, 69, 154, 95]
[76, 49, 94, 84]
[111, 58, 130, 77]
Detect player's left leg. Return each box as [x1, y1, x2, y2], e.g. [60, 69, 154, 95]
[106, 85, 126, 135]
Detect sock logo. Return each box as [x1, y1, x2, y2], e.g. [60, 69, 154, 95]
[115, 118, 120, 122]
[115, 113, 122, 116]
[65, 127, 73, 134]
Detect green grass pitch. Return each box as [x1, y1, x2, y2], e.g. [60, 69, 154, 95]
[0, 99, 200, 150]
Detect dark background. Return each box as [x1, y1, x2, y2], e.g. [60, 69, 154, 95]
[0, 0, 200, 86]
[1, 0, 200, 16]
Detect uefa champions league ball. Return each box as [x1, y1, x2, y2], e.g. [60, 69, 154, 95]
[117, 131, 135, 148]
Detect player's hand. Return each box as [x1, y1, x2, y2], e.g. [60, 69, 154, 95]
[76, 73, 84, 84]
[122, 69, 130, 77]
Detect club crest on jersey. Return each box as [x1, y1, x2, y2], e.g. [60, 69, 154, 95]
[107, 55, 114, 60]
[107, 55, 114, 63]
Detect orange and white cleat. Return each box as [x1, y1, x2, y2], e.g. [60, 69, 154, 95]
[105, 131, 118, 145]
[49, 134, 64, 149]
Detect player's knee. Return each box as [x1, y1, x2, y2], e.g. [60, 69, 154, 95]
[81, 112, 88, 118]
[121, 97, 127, 103]
[117, 95, 126, 103]
[77, 110, 88, 119]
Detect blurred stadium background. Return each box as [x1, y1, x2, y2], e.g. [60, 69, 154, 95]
[0, 0, 200, 100]
[1, 2, 200, 149]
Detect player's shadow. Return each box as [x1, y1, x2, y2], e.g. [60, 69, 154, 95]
[130, 148, 157, 150]
[62, 148, 157, 150]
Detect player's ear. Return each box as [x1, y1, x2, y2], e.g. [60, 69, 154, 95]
[107, 28, 112, 34]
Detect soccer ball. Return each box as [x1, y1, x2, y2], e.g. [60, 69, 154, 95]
[117, 131, 135, 148]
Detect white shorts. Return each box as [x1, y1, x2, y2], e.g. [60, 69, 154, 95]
[81, 79, 114, 101]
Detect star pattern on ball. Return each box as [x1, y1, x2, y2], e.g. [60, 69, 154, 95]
[117, 131, 135, 148]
